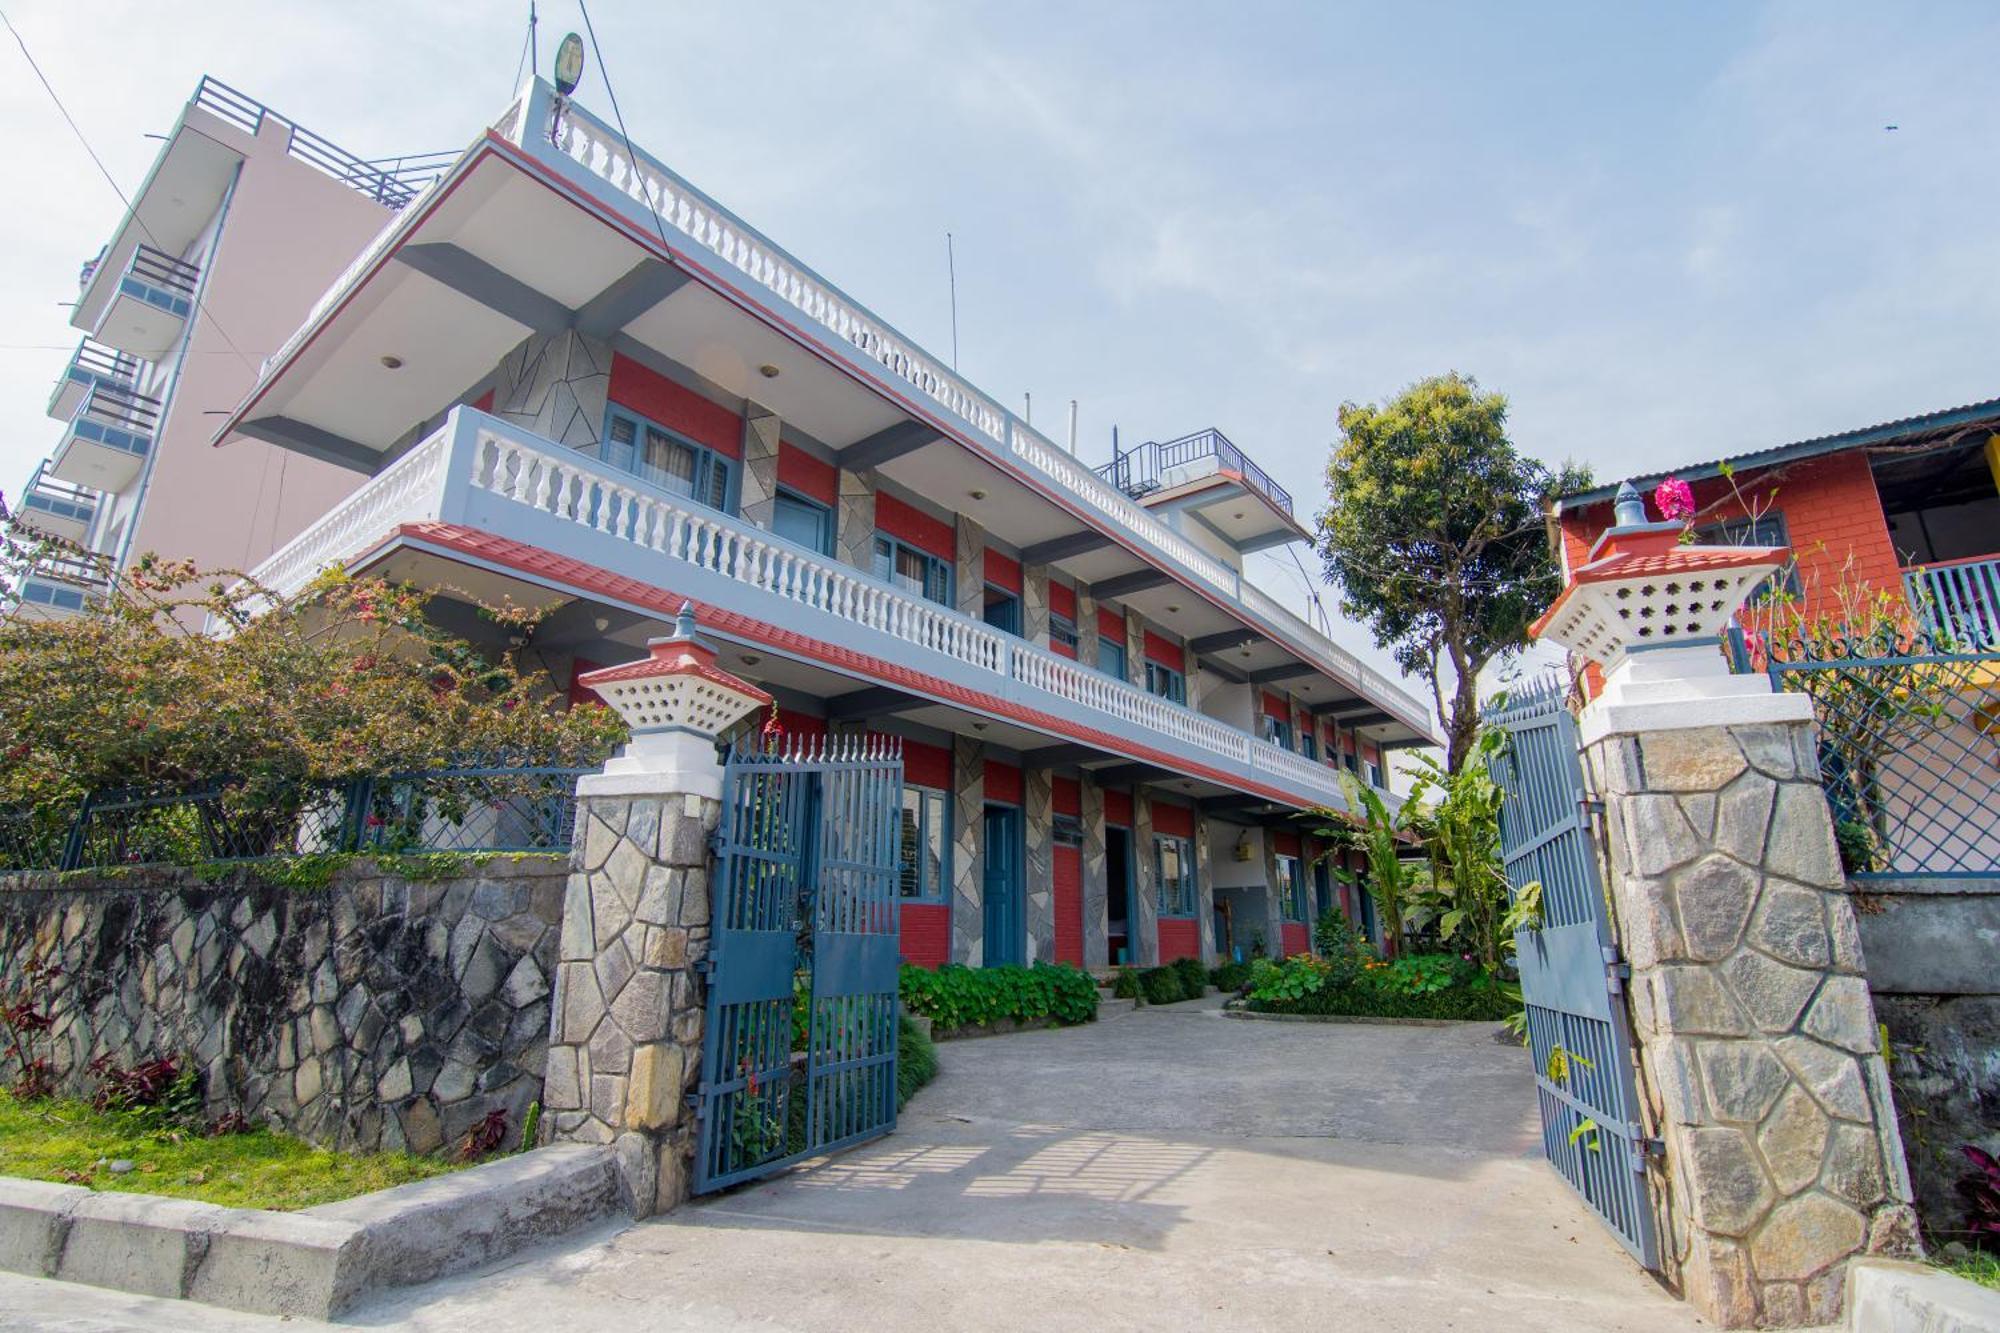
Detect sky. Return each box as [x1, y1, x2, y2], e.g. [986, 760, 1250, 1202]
[1, 0, 1996, 707]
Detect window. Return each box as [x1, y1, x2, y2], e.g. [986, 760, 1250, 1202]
[1145, 661, 1186, 704]
[1301, 732, 1318, 761]
[1261, 715, 1293, 749]
[1053, 814, 1083, 847]
[1154, 834, 1195, 917]
[1692, 512, 1799, 601]
[1343, 750, 1359, 775]
[1277, 855, 1307, 921]
[772, 489, 833, 555]
[1098, 639, 1128, 681]
[1367, 760, 1385, 789]
[899, 785, 949, 900]
[983, 586, 1022, 635]
[873, 535, 953, 607]
[1050, 612, 1079, 653]
[603, 407, 733, 511]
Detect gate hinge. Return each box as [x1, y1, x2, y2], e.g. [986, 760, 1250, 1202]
[1635, 1132, 1665, 1168]
[1578, 795, 1605, 818]
[1602, 946, 1631, 995]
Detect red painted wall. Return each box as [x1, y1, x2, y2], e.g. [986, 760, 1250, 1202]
[1273, 830, 1302, 858]
[984, 760, 1023, 806]
[772, 708, 826, 739]
[777, 443, 836, 505]
[1151, 800, 1194, 839]
[1049, 581, 1076, 622]
[567, 657, 604, 708]
[1143, 630, 1181, 668]
[608, 354, 741, 457]
[1280, 922, 1311, 959]
[874, 492, 953, 560]
[471, 388, 495, 414]
[1054, 845, 1083, 966]
[1098, 606, 1126, 643]
[1103, 790, 1133, 827]
[899, 738, 951, 790]
[900, 903, 950, 968]
[1158, 918, 1200, 963]
[984, 549, 1023, 594]
[1052, 776, 1081, 817]
[1261, 691, 1289, 719]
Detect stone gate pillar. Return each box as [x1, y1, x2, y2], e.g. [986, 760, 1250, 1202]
[544, 607, 770, 1217]
[1538, 487, 1917, 1327]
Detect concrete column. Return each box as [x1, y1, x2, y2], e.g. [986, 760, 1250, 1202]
[1076, 588, 1100, 670]
[1587, 708, 1918, 1325]
[1081, 776, 1109, 968]
[1183, 642, 1204, 710]
[1259, 827, 1284, 957]
[1131, 791, 1158, 965]
[1022, 562, 1051, 646]
[1024, 766, 1054, 963]
[1124, 609, 1145, 688]
[956, 516, 986, 621]
[1194, 819, 1217, 964]
[834, 468, 876, 570]
[950, 736, 985, 965]
[737, 405, 781, 530]
[495, 329, 612, 453]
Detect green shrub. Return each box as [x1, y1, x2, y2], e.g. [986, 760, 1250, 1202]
[1245, 951, 1514, 1021]
[1171, 956, 1207, 997]
[1210, 960, 1252, 993]
[1110, 966, 1143, 1000]
[1137, 966, 1185, 1005]
[896, 1016, 938, 1109]
[898, 962, 1098, 1032]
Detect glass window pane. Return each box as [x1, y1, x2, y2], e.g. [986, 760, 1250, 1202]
[899, 788, 922, 898]
[922, 790, 945, 897]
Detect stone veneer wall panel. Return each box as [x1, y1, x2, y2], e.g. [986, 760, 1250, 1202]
[737, 405, 781, 531]
[1587, 721, 1918, 1328]
[834, 468, 876, 570]
[1024, 767, 1055, 963]
[1194, 819, 1217, 964]
[951, 737, 986, 965]
[0, 859, 566, 1157]
[495, 331, 612, 452]
[1081, 777, 1109, 968]
[1131, 791, 1158, 966]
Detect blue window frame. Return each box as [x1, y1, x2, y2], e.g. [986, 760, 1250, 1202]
[603, 406, 734, 512]
[1050, 611, 1079, 653]
[1343, 750, 1359, 775]
[1154, 834, 1196, 917]
[1301, 732, 1318, 761]
[1145, 661, 1186, 705]
[1098, 639, 1128, 681]
[772, 488, 833, 555]
[1262, 715, 1294, 749]
[899, 785, 950, 901]
[1368, 759, 1385, 789]
[1693, 511, 1800, 602]
[1277, 855, 1307, 922]
[984, 585, 1023, 635]
[873, 535, 954, 607]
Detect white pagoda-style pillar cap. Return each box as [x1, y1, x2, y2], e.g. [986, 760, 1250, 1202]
[573, 603, 772, 799]
[1533, 482, 1812, 745]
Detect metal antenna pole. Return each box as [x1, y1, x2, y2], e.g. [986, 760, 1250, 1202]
[529, 2, 539, 79]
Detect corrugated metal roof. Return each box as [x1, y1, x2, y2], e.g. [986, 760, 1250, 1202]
[1559, 394, 2000, 510]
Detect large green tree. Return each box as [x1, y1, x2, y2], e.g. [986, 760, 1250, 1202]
[1318, 373, 1588, 772]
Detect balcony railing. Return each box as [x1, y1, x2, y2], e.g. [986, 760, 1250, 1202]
[50, 383, 159, 492]
[494, 86, 1429, 735]
[193, 76, 455, 211]
[1097, 429, 1295, 516]
[1906, 555, 2000, 651]
[9, 553, 109, 620]
[15, 462, 98, 541]
[243, 410, 1374, 810]
[47, 338, 140, 421]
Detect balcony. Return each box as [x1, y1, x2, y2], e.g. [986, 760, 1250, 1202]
[1906, 555, 2000, 651]
[8, 554, 108, 622]
[49, 384, 158, 493]
[14, 462, 98, 543]
[243, 408, 1376, 812]
[46, 338, 141, 422]
[1095, 430, 1305, 552]
[89, 245, 199, 359]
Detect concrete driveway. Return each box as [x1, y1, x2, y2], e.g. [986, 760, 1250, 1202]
[0, 999, 1703, 1332]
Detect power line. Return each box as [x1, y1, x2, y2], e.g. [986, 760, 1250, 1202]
[575, 0, 675, 257]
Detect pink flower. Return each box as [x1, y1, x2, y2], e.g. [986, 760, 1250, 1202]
[1654, 476, 1696, 523]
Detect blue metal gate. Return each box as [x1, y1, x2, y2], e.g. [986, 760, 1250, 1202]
[1486, 677, 1659, 1269]
[693, 734, 904, 1194]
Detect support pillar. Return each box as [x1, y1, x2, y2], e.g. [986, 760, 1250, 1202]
[1131, 791, 1158, 965]
[1194, 819, 1217, 964]
[1081, 777, 1109, 968]
[834, 467, 876, 570]
[737, 404, 781, 530]
[950, 736, 985, 965]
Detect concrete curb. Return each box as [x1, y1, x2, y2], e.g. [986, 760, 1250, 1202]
[1220, 1008, 1500, 1029]
[1845, 1258, 2000, 1331]
[0, 1143, 620, 1319]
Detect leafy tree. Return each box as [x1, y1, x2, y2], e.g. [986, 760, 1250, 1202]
[1317, 373, 1589, 771]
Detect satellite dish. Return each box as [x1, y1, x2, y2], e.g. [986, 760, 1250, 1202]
[554, 32, 585, 97]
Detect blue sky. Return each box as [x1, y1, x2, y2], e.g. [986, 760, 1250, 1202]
[2, 1, 1995, 693]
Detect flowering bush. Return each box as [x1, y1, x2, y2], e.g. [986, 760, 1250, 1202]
[0, 510, 624, 815]
[1653, 475, 1696, 523]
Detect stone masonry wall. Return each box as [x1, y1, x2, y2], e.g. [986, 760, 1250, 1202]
[1588, 722, 1918, 1327]
[0, 858, 565, 1156]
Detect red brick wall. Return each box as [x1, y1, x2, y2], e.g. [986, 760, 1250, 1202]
[1048, 581, 1076, 622]
[901, 738, 950, 790]
[1151, 800, 1194, 838]
[1143, 630, 1181, 668]
[1280, 922, 1311, 959]
[984, 760, 1022, 806]
[900, 904, 950, 968]
[777, 444, 836, 504]
[1054, 846, 1083, 966]
[608, 354, 741, 457]
[875, 493, 952, 560]
[1098, 606, 1126, 643]
[984, 549, 1023, 594]
[1104, 790, 1133, 826]
[1052, 776, 1081, 817]
[1157, 918, 1200, 963]
[1261, 691, 1289, 719]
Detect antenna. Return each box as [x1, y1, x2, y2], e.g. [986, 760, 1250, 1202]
[1067, 400, 1079, 455]
[946, 232, 959, 371]
[529, 3, 539, 83]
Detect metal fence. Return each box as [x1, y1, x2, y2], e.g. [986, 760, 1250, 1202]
[0, 766, 591, 873]
[1770, 634, 2000, 879]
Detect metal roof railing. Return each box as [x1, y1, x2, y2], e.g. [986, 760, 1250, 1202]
[192, 75, 456, 211]
[1097, 429, 1295, 516]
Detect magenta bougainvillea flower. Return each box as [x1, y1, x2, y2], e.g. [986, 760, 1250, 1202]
[1654, 476, 1696, 523]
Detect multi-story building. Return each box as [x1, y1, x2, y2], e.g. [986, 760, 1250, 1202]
[7, 79, 450, 617]
[29, 75, 1439, 971]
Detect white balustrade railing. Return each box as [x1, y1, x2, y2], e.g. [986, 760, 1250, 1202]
[1010, 644, 1248, 762]
[244, 427, 450, 604]
[1249, 737, 1345, 805]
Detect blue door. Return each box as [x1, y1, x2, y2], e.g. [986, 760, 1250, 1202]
[982, 804, 1022, 966]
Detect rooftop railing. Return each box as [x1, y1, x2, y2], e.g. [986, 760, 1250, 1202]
[192, 75, 455, 211]
[1097, 429, 1295, 516]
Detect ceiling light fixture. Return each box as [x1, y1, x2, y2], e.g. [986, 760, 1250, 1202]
[968, 489, 986, 501]
[1165, 604, 1180, 614]
[740, 654, 762, 667]
[379, 355, 404, 370]
[758, 364, 781, 378]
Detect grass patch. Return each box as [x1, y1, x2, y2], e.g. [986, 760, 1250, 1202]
[1935, 1248, 2000, 1291]
[0, 1091, 459, 1211]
